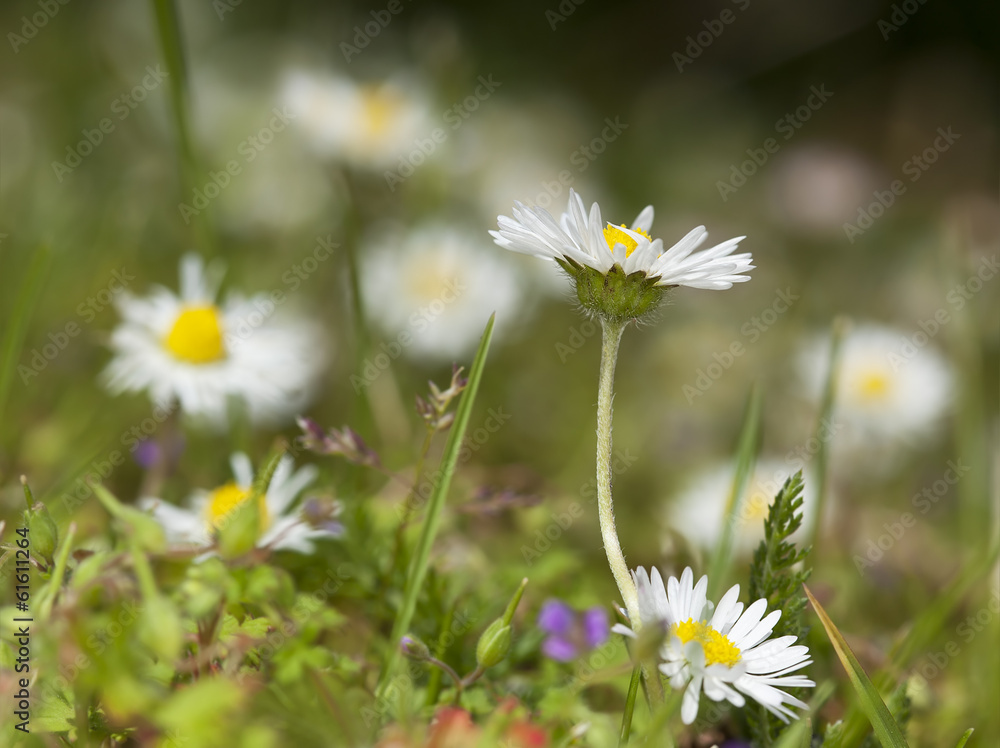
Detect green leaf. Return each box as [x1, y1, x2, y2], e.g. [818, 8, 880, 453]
[953, 728, 974, 748]
[838, 542, 999, 746]
[747, 472, 812, 746]
[377, 314, 495, 696]
[33, 683, 75, 733]
[804, 585, 909, 748]
[707, 383, 762, 601]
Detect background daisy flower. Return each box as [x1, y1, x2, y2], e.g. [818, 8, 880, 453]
[139, 452, 339, 554]
[103, 253, 327, 428]
[797, 323, 953, 450]
[280, 69, 433, 170]
[490, 188, 753, 290]
[360, 223, 527, 362]
[614, 567, 814, 725]
[665, 459, 817, 557]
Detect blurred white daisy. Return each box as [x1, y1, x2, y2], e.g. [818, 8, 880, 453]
[798, 323, 953, 447]
[103, 253, 326, 427]
[490, 188, 753, 290]
[139, 452, 340, 554]
[360, 223, 526, 362]
[280, 69, 432, 170]
[666, 459, 816, 557]
[613, 567, 814, 725]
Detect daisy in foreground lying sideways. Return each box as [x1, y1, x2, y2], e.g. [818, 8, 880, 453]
[490, 188, 753, 322]
[103, 253, 326, 428]
[613, 567, 814, 725]
[140, 452, 341, 554]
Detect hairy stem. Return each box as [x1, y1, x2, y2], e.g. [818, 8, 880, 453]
[596, 319, 638, 623]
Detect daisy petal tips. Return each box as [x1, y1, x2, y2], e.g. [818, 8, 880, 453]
[490, 189, 753, 323]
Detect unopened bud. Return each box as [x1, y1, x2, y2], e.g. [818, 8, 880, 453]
[475, 577, 528, 669]
[476, 619, 512, 668]
[401, 635, 431, 661]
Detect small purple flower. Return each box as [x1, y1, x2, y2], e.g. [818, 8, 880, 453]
[537, 599, 609, 662]
[131, 436, 184, 470]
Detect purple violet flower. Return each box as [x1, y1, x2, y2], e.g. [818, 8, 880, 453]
[537, 599, 609, 662]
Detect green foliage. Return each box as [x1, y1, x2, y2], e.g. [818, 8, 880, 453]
[747, 471, 812, 747]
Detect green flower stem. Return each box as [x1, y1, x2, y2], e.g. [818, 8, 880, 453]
[596, 319, 639, 625]
[597, 320, 664, 709]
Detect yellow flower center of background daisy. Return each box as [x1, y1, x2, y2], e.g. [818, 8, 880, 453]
[743, 490, 771, 521]
[857, 370, 891, 400]
[204, 482, 268, 533]
[361, 86, 400, 136]
[164, 306, 226, 364]
[673, 618, 742, 667]
[603, 224, 651, 258]
[407, 256, 460, 302]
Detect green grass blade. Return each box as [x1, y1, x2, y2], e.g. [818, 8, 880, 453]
[0, 246, 50, 433]
[707, 382, 762, 600]
[839, 542, 1000, 746]
[149, 0, 215, 254]
[804, 585, 909, 748]
[618, 663, 642, 746]
[953, 728, 974, 748]
[377, 314, 495, 696]
[807, 316, 847, 552]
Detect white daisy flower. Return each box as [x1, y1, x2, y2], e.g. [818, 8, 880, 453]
[797, 323, 953, 447]
[666, 459, 816, 557]
[280, 69, 432, 171]
[613, 567, 814, 725]
[490, 188, 753, 290]
[103, 253, 326, 428]
[360, 223, 527, 362]
[139, 452, 340, 554]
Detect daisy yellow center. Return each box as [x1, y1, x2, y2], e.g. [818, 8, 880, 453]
[361, 86, 400, 136]
[857, 370, 891, 401]
[673, 618, 742, 667]
[603, 223, 651, 258]
[744, 490, 771, 521]
[164, 306, 226, 364]
[204, 482, 268, 533]
[407, 257, 459, 302]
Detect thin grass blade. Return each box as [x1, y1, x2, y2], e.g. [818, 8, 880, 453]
[804, 584, 909, 748]
[378, 314, 495, 696]
[707, 383, 762, 600]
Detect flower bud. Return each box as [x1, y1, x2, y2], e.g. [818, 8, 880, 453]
[475, 577, 528, 670]
[476, 619, 512, 669]
[400, 635, 431, 662]
[21, 477, 59, 561]
[25, 504, 58, 562]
